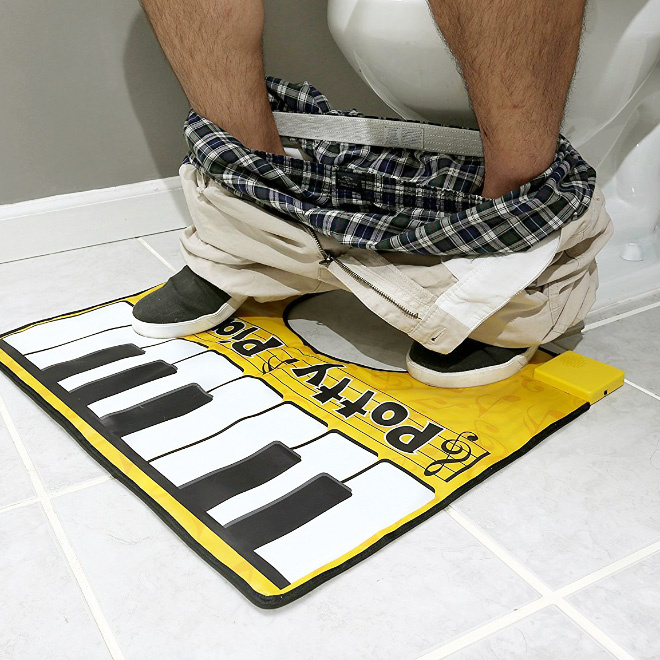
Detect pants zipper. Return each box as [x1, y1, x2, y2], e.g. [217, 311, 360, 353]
[305, 227, 420, 319]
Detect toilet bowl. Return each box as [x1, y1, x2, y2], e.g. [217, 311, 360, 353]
[327, 0, 660, 310]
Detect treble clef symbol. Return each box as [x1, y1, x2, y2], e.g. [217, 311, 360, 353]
[424, 431, 478, 477]
[262, 357, 299, 374]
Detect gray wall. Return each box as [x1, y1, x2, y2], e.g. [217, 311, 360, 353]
[0, 0, 392, 205]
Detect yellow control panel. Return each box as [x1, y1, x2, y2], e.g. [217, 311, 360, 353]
[534, 351, 625, 404]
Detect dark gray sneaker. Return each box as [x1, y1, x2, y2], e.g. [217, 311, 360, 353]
[406, 338, 537, 388]
[131, 266, 243, 339]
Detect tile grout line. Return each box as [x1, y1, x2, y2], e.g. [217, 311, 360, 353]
[584, 298, 660, 332]
[50, 474, 115, 499]
[136, 236, 177, 273]
[0, 475, 115, 516]
[0, 234, 179, 267]
[0, 496, 39, 514]
[445, 507, 550, 596]
[566, 293, 660, 401]
[587, 286, 660, 317]
[552, 597, 634, 659]
[414, 598, 553, 659]
[555, 538, 660, 599]
[554, 600, 632, 657]
[623, 378, 660, 402]
[413, 507, 637, 659]
[0, 394, 125, 660]
[446, 507, 637, 659]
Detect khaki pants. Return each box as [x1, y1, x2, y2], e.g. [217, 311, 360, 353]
[178, 164, 613, 353]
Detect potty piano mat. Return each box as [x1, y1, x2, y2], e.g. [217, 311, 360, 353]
[0, 288, 624, 608]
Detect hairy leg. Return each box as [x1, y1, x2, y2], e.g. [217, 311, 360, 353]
[140, 0, 286, 154]
[427, 0, 587, 198]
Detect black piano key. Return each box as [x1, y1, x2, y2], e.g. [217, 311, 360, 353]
[101, 384, 212, 437]
[69, 360, 177, 407]
[42, 344, 145, 382]
[224, 474, 351, 552]
[178, 442, 301, 512]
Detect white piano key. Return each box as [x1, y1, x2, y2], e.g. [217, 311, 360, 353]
[123, 377, 283, 461]
[5, 302, 133, 354]
[59, 340, 207, 390]
[89, 351, 241, 417]
[151, 403, 327, 486]
[26, 326, 164, 369]
[209, 433, 376, 525]
[255, 462, 434, 584]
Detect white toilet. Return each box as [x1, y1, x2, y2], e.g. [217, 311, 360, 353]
[327, 0, 660, 310]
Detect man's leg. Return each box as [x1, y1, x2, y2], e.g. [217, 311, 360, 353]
[408, 1, 588, 386]
[133, 0, 289, 339]
[427, 0, 587, 198]
[140, 0, 285, 155]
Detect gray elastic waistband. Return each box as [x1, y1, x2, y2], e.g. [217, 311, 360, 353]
[273, 111, 484, 158]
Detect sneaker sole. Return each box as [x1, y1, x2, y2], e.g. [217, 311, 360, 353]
[131, 298, 244, 339]
[406, 346, 538, 388]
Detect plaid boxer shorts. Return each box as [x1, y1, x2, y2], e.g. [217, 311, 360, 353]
[182, 77, 596, 258]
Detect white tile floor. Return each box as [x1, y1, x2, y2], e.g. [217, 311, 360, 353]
[1, 230, 659, 660]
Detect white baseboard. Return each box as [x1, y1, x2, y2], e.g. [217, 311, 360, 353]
[0, 177, 190, 264]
